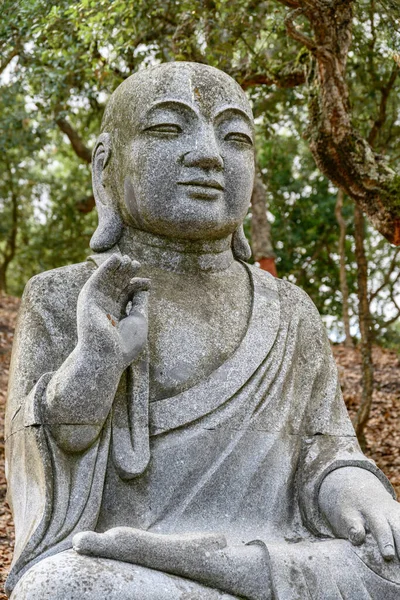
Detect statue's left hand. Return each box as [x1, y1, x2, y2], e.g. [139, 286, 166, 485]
[319, 467, 400, 561]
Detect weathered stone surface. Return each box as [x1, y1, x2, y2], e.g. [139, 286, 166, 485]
[5, 62, 400, 599]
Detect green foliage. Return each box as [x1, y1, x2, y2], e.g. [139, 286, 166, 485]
[0, 0, 399, 339]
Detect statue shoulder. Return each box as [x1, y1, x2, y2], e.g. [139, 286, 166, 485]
[22, 260, 95, 310]
[247, 265, 322, 326]
[15, 261, 96, 343]
[274, 278, 329, 353]
[276, 277, 320, 317]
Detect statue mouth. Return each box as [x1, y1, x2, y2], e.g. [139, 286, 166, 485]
[177, 179, 224, 191]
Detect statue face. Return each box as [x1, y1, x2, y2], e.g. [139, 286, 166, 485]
[112, 63, 255, 241]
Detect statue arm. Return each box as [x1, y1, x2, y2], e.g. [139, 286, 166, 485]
[7, 254, 149, 454]
[41, 345, 122, 452]
[42, 254, 149, 453]
[292, 291, 400, 560]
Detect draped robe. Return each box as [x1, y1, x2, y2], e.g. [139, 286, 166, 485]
[5, 256, 400, 598]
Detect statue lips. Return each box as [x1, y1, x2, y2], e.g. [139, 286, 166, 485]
[177, 178, 224, 200]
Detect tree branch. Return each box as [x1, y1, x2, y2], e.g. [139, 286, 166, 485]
[284, 8, 317, 52]
[368, 65, 399, 147]
[239, 60, 306, 89]
[387, 288, 400, 324]
[383, 306, 400, 327]
[0, 43, 21, 76]
[276, 0, 301, 7]
[56, 117, 92, 164]
[278, 0, 400, 245]
[369, 247, 400, 301]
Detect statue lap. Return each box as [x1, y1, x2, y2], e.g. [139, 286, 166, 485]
[11, 550, 238, 600]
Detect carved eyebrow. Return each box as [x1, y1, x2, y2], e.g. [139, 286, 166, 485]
[213, 106, 253, 127]
[146, 100, 198, 118]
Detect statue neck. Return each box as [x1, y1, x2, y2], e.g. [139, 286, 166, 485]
[119, 228, 235, 274]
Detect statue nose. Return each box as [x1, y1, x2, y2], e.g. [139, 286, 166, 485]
[182, 150, 224, 170]
[182, 130, 224, 170]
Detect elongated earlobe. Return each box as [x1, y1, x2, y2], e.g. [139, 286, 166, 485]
[232, 225, 252, 262]
[90, 132, 124, 252]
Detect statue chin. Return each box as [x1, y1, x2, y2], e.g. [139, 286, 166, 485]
[122, 178, 248, 243]
[5, 61, 400, 600]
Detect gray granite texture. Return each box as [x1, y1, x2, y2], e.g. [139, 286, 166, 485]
[5, 62, 400, 599]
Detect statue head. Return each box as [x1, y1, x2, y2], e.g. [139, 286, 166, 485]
[91, 62, 255, 259]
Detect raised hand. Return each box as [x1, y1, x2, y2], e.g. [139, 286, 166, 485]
[41, 253, 151, 452]
[319, 467, 400, 561]
[77, 254, 150, 372]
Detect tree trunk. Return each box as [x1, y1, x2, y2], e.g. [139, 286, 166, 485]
[334, 189, 352, 346]
[0, 163, 19, 294]
[250, 173, 277, 277]
[277, 0, 400, 245]
[56, 116, 92, 164]
[0, 265, 7, 295]
[353, 205, 374, 449]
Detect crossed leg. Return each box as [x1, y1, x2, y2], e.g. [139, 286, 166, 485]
[10, 549, 239, 600]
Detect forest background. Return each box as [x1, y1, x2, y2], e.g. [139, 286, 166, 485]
[0, 0, 400, 582]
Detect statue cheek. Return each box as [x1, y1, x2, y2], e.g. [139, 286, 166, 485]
[225, 156, 254, 209]
[124, 177, 146, 229]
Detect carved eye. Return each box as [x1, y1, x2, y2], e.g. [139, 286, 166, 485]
[225, 132, 253, 145]
[145, 123, 182, 135]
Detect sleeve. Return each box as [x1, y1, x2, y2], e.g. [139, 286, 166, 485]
[291, 286, 396, 537]
[5, 265, 91, 438]
[4, 264, 111, 596]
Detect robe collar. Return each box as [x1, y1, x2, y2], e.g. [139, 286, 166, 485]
[88, 249, 280, 440]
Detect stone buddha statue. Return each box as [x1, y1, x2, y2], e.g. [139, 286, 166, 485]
[5, 62, 400, 599]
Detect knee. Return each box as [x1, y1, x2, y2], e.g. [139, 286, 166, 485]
[10, 552, 116, 600]
[10, 550, 239, 600]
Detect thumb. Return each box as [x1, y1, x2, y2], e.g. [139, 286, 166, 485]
[343, 513, 367, 546]
[128, 282, 150, 316]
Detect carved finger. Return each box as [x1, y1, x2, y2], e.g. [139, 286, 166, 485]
[73, 529, 135, 561]
[112, 255, 136, 287]
[346, 515, 366, 546]
[120, 278, 151, 313]
[105, 258, 142, 307]
[86, 255, 134, 303]
[115, 255, 140, 278]
[128, 282, 151, 316]
[97, 253, 122, 275]
[115, 257, 142, 292]
[366, 514, 396, 560]
[389, 518, 400, 559]
[86, 254, 122, 292]
[127, 258, 141, 277]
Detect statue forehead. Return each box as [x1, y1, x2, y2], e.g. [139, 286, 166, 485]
[102, 63, 253, 130]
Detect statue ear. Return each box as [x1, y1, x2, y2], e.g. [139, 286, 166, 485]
[232, 224, 252, 262]
[90, 132, 124, 252]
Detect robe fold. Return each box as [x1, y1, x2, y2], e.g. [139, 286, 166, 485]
[5, 258, 400, 598]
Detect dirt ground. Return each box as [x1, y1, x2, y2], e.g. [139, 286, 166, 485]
[0, 294, 399, 597]
[0, 296, 18, 594]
